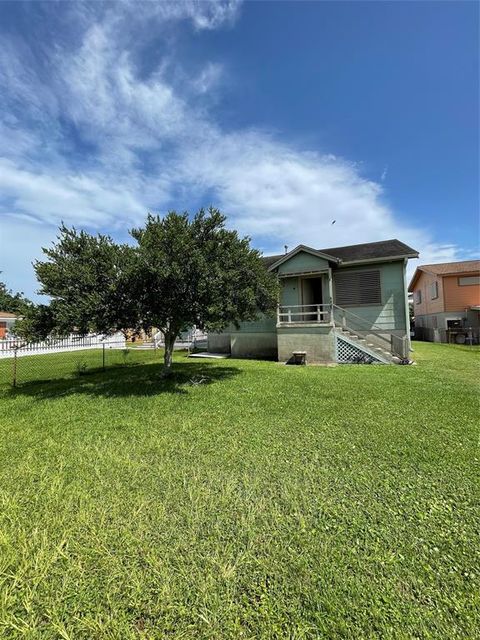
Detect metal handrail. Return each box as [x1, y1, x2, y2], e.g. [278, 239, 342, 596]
[332, 304, 387, 333]
[331, 305, 392, 352]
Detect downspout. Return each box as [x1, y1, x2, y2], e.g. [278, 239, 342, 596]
[403, 258, 411, 353]
[328, 267, 334, 325]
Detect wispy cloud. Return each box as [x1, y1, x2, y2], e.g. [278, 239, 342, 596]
[0, 0, 462, 296]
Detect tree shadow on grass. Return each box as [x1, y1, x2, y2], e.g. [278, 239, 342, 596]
[6, 360, 241, 401]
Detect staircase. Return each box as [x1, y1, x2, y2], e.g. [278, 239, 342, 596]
[332, 305, 409, 365]
[335, 328, 394, 364]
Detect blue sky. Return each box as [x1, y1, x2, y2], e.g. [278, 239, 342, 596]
[0, 0, 478, 299]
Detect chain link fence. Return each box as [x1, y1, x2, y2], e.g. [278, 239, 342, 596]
[0, 334, 162, 388]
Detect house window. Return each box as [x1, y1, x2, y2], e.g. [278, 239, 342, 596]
[415, 290, 422, 304]
[458, 276, 480, 286]
[432, 315, 438, 329]
[430, 281, 439, 300]
[334, 270, 381, 306]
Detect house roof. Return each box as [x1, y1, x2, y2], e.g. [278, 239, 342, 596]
[266, 245, 341, 271]
[0, 311, 19, 318]
[263, 238, 418, 269]
[408, 259, 480, 291]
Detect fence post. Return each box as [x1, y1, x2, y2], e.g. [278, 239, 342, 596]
[102, 343, 106, 371]
[12, 348, 17, 388]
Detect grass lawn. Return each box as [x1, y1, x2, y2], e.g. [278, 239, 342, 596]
[0, 342, 478, 638]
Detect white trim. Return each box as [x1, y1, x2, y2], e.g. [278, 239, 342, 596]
[403, 259, 411, 351]
[342, 254, 418, 267]
[278, 269, 329, 278]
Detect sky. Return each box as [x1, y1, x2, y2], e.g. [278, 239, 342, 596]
[0, 0, 478, 300]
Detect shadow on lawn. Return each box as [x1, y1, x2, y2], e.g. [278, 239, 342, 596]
[7, 361, 241, 400]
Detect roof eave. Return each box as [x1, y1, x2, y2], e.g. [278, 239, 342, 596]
[341, 253, 419, 268]
[267, 244, 340, 271]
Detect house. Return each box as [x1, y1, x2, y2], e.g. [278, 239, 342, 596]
[0, 311, 19, 339]
[208, 239, 418, 364]
[408, 260, 480, 343]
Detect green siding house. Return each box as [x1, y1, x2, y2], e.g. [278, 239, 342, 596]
[208, 239, 419, 364]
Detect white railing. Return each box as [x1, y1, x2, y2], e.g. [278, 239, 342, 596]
[277, 304, 332, 324]
[153, 329, 208, 349]
[0, 333, 126, 359]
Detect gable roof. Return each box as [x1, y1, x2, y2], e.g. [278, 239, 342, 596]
[266, 245, 340, 271]
[408, 259, 480, 291]
[321, 239, 418, 263]
[0, 311, 19, 318]
[263, 238, 418, 270]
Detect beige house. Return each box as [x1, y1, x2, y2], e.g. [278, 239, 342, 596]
[408, 260, 480, 343]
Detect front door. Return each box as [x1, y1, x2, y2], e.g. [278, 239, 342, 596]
[0, 322, 6, 339]
[301, 277, 324, 321]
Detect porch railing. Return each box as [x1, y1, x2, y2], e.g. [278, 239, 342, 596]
[277, 304, 331, 324]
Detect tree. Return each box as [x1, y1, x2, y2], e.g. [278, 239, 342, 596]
[130, 208, 279, 370]
[31, 224, 141, 339]
[27, 209, 279, 374]
[0, 276, 31, 315]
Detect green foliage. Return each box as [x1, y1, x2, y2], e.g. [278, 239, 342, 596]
[33, 224, 139, 338]
[13, 304, 56, 342]
[0, 276, 31, 315]
[0, 342, 478, 637]
[30, 209, 279, 370]
[74, 360, 88, 377]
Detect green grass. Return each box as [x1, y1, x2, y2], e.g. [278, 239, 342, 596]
[0, 347, 162, 388]
[0, 342, 478, 638]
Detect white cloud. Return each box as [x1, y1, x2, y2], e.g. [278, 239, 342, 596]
[0, 0, 467, 297]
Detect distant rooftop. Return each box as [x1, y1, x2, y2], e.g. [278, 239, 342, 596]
[412, 259, 480, 276]
[408, 259, 480, 290]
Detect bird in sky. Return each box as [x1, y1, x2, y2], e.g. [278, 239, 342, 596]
[331, 220, 336, 225]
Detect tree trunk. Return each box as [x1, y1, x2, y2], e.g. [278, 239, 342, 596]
[162, 331, 175, 375]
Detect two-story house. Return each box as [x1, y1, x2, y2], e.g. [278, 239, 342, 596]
[408, 260, 480, 343]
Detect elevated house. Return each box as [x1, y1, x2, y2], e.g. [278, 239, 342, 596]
[208, 239, 419, 364]
[408, 260, 480, 343]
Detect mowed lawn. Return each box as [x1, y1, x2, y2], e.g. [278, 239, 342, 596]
[0, 343, 478, 639]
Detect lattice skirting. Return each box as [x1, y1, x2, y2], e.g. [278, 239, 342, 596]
[335, 336, 382, 364]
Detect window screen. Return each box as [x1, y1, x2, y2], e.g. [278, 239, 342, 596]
[415, 290, 422, 304]
[431, 281, 439, 299]
[335, 270, 381, 306]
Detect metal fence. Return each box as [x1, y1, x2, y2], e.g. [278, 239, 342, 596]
[413, 327, 479, 345]
[0, 334, 156, 388]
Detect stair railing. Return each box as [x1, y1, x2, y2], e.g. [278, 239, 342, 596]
[331, 305, 394, 354]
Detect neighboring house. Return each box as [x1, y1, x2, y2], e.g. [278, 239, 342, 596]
[208, 239, 418, 364]
[0, 311, 19, 339]
[408, 260, 480, 343]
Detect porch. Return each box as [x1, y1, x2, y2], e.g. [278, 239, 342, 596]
[277, 302, 410, 360]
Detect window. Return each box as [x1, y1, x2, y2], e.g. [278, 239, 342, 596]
[458, 276, 480, 286]
[430, 281, 439, 300]
[334, 270, 381, 306]
[415, 290, 422, 304]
